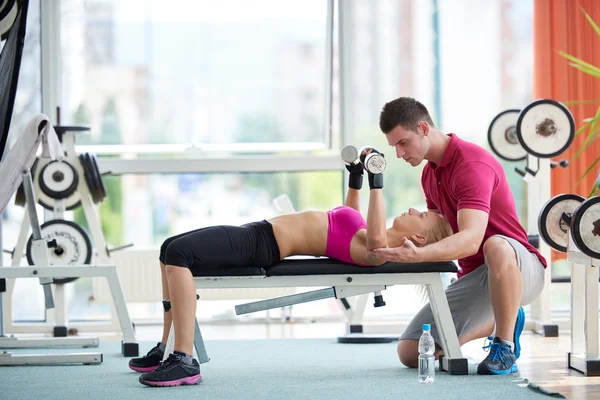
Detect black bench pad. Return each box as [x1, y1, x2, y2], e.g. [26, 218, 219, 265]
[192, 257, 457, 277]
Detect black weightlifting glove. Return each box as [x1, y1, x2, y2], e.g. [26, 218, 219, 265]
[345, 162, 364, 190]
[368, 170, 383, 189]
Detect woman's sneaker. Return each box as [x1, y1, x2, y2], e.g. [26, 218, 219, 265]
[139, 353, 202, 387]
[128, 342, 164, 373]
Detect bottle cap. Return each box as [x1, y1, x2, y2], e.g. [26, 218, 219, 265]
[422, 324, 431, 331]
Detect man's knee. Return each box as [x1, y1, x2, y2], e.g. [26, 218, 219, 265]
[397, 340, 419, 368]
[483, 236, 517, 271]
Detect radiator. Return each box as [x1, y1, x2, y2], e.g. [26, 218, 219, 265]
[92, 249, 296, 303]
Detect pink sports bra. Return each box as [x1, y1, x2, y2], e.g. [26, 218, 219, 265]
[325, 206, 368, 265]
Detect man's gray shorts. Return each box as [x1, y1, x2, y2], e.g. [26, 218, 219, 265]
[400, 235, 546, 345]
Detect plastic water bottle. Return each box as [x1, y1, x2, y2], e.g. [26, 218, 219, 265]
[418, 323, 435, 384]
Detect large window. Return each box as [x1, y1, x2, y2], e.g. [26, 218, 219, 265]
[341, 0, 533, 219]
[59, 0, 331, 149]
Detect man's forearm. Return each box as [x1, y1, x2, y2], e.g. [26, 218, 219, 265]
[419, 231, 480, 262]
[345, 188, 360, 211]
[366, 189, 387, 250]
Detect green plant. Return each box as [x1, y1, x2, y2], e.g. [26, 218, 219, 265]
[556, 5, 600, 197]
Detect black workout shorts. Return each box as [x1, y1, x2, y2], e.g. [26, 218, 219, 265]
[159, 220, 281, 271]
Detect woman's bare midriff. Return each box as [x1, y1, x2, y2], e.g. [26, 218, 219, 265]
[268, 211, 329, 259]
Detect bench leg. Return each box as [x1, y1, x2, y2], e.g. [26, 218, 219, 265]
[427, 276, 468, 375]
[164, 318, 210, 364]
[194, 317, 210, 364]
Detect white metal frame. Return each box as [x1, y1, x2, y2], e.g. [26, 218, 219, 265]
[164, 271, 467, 375]
[566, 235, 600, 376]
[522, 156, 556, 335]
[96, 154, 342, 176]
[5, 132, 127, 335]
[0, 265, 136, 343]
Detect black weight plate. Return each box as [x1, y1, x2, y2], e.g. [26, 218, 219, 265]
[79, 153, 100, 203]
[516, 99, 575, 158]
[39, 160, 79, 199]
[26, 219, 92, 285]
[538, 193, 585, 253]
[488, 109, 527, 161]
[89, 153, 107, 202]
[570, 196, 600, 259]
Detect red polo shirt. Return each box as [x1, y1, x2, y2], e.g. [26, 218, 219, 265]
[421, 133, 547, 278]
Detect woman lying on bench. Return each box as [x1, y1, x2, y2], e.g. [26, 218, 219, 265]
[130, 147, 453, 387]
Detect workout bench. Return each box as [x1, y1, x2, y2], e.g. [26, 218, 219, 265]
[175, 257, 468, 375]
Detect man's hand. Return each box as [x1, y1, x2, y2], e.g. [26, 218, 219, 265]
[368, 237, 422, 262]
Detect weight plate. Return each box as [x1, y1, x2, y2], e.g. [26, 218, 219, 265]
[0, 0, 18, 40]
[79, 153, 106, 204]
[516, 99, 575, 158]
[39, 160, 79, 200]
[341, 145, 359, 164]
[26, 219, 92, 285]
[538, 193, 585, 253]
[570, 196, 600, 259]
[89, 153, 107, 202]
[487, 109, 527, 161]
[34, 158, 82, 211]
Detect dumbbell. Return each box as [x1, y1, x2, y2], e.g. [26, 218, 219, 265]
[340, 145, 387, 174]
[359, 146, 386, 174]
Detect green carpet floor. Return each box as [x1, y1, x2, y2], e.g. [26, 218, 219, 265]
[0, 339, 560, 400]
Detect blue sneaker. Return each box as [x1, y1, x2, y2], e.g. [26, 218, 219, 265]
[513, 307, 525, 359]
[477, 337, 518, 375]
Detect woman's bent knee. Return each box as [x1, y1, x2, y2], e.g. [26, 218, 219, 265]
[398, 340, 419, 368]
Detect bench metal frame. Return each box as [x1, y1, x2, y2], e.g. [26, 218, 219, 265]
[175, 270, 468, 375]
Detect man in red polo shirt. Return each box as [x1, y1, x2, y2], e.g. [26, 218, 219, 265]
[371, 97, 546, 375]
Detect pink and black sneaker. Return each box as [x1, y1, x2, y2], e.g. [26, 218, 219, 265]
[139, 353, 202, 387]
[128, 342, 164, 373]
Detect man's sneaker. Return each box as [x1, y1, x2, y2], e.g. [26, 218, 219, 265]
[128, 342, 164, 373]
[514, 306, 525, 359]
[477, 337, 518, 375]
[139, 353, 202, 387]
